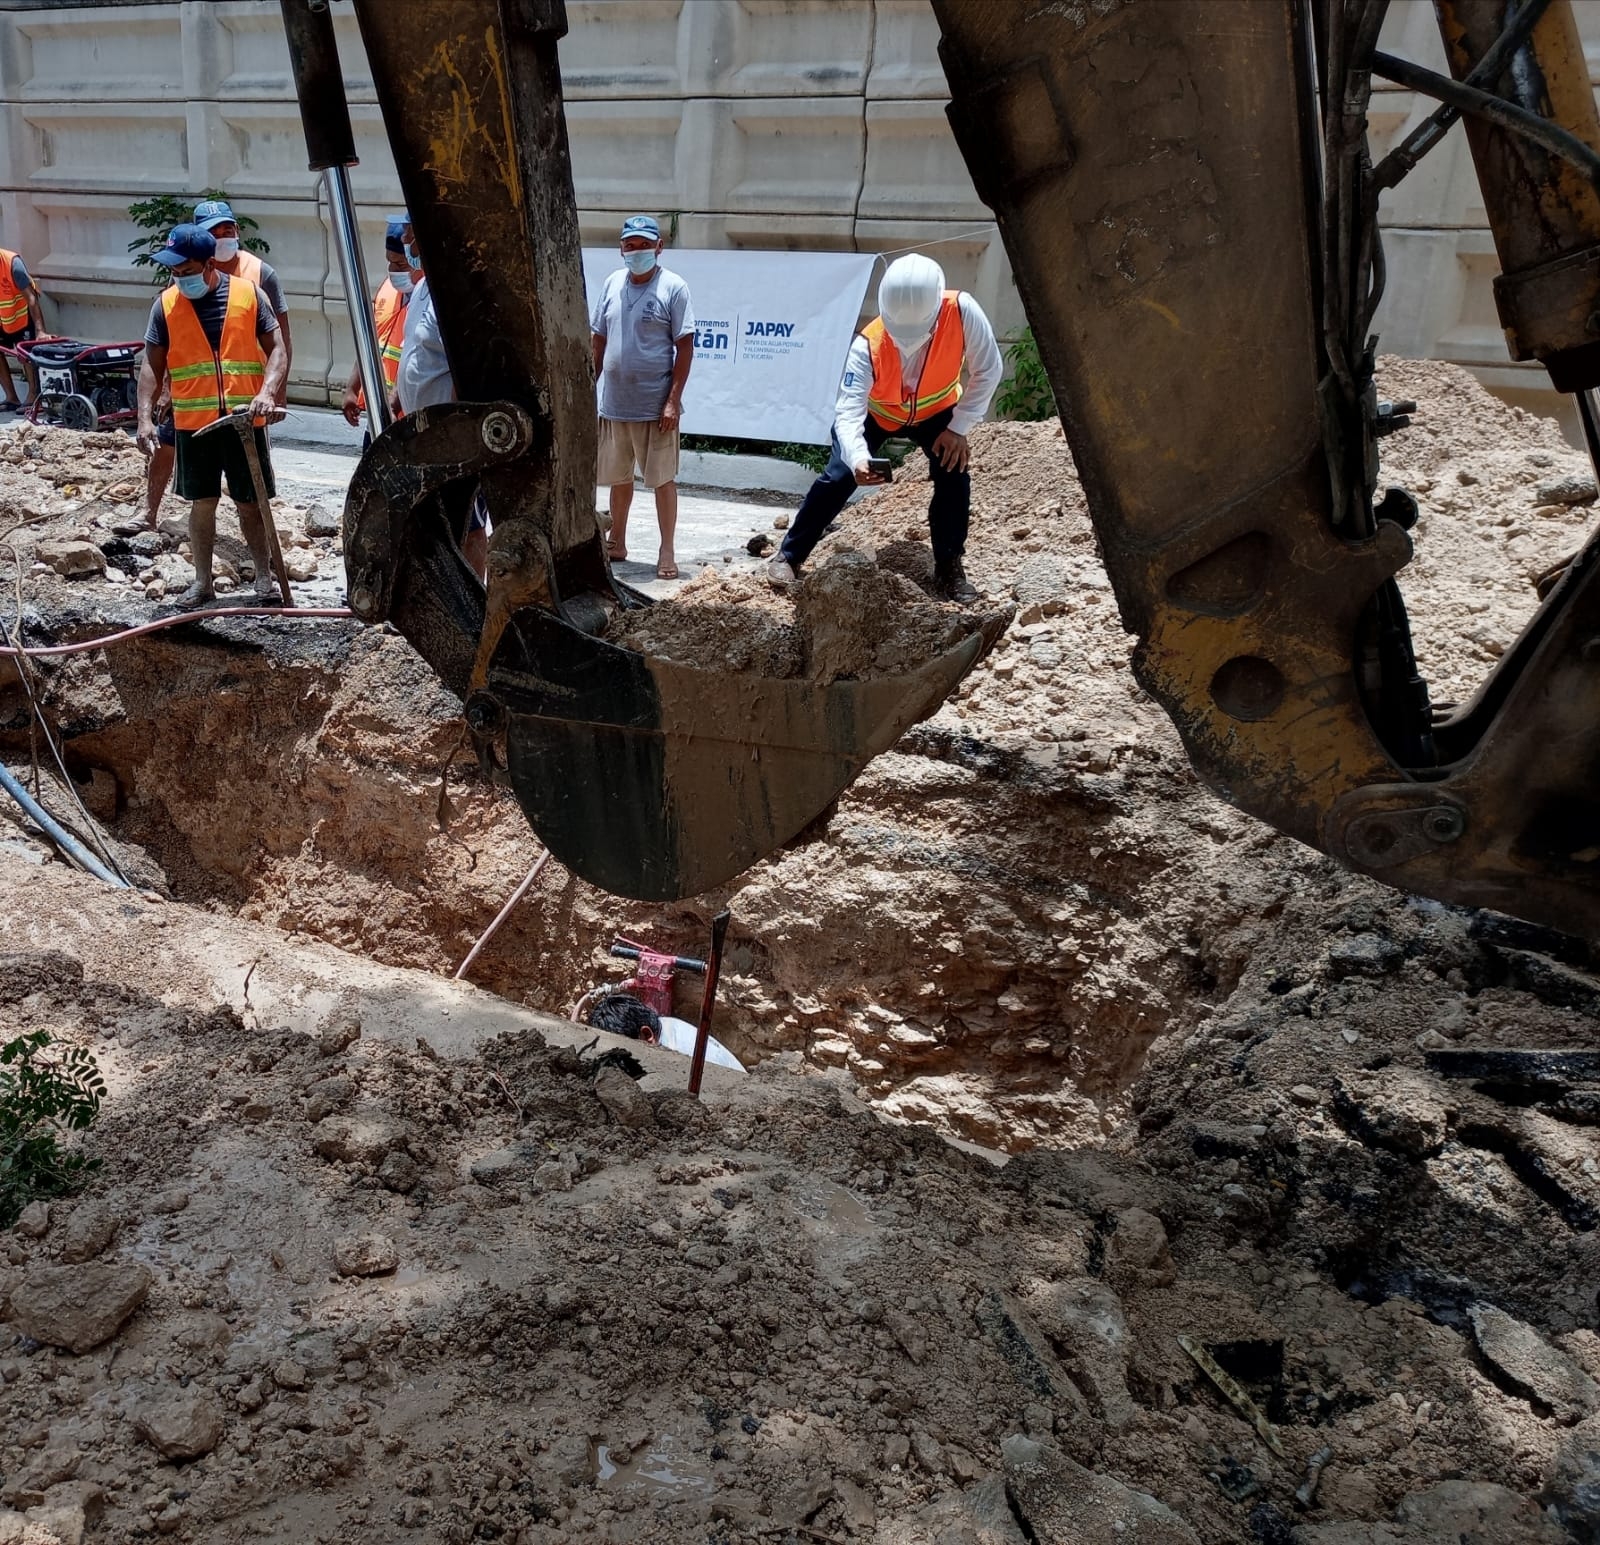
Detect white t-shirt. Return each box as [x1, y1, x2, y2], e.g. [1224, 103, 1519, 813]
[656, 1015, 744, 1072]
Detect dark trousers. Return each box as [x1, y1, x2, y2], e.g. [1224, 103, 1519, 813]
[779, 407, 969, 568]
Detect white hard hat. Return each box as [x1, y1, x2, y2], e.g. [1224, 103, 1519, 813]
[878, 254, 945, 348]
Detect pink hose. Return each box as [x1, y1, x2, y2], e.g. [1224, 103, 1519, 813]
[0, 606, 355, 658]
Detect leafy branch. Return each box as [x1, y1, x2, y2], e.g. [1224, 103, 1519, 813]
[994, 326, 1057, 423]
[0, 1029, 105, 1229]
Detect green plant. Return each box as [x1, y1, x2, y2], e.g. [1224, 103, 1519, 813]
[0, 1029, 104, 1230]
[995, 326, 1057, 422]
[127, 191, 269, 285]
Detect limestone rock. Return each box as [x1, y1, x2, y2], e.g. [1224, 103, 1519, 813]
[1331, 1070, 1450, 1158]
[58, 1203, 117, 1264]
[148, 1188, 189, 1216]
[13, 1201, 49, 1239]
[284, 551, 319, 583]
[334, 1232, 399, 1277]
[1535, 473, 1598, 506]
[6, 1262, 152, 1353]
[1327, 932, 1404, 978]
[1004, 1442, 1199, 1543]
[133, 1384, 225, 1460]
[1106, 1207, 1175, 1287]
[303, 502, 340, 537]
[1470, 1303, 1599, 1422]
[34, 540, 106, 579]
[594, 1065, 655, 1128]
[1022, 1277, 1136, 1430]
[312, 1113, 403, 1165]
[908, 1477, 1029, 1545]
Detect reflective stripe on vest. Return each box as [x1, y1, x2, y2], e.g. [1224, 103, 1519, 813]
[0, 250, 28, 335]
[162, 278, 266, 431]
[863, 291, 965, 431]
[357, 279, 409, 410]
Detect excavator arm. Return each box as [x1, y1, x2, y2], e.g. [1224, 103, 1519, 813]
[274, 0, 1600, 936]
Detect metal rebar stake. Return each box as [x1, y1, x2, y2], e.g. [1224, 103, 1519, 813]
[326, 165, 390, 436]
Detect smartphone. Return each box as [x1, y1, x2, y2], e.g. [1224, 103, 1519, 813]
[867, 456, 894, 482]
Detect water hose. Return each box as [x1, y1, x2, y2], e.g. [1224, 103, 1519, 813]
[0, 760, 129, 888]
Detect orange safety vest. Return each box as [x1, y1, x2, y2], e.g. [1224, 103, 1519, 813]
[223, 249, 265, 289]
[0, 250, 30, 335]
[863, 291, 965, 431]
[162, 278, 266, 431]
[356, 278, 409, 409]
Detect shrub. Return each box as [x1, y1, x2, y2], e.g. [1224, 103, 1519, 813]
[995, 326, 1058, 422]
[0, 1029, 104, 1229]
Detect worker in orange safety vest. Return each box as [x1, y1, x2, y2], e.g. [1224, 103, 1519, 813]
[143, 199, 292, 530]
[0, 243, 45, 413]
[768, 253, 1003, 605]
[341, 217, 420, 438]
[134, 224, 287, 610]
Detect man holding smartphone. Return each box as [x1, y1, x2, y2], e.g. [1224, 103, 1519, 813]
[768, 253, 1002, 604]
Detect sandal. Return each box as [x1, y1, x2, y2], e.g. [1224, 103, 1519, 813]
[656, 561, 680, 580]
[606, 543, 628, 563]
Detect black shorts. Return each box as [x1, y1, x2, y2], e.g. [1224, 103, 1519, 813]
[2, 322, 36, 349]
[174, 424, 275, 504]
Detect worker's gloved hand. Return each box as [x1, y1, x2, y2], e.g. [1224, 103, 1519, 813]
[341, 387, 362, 427]
[931, 429, 969, 473]
[853, 461, 886, 487]
[135, 422, 159, 458]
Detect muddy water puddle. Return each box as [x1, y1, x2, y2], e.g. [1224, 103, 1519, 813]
[594, 1435, 714, 1498]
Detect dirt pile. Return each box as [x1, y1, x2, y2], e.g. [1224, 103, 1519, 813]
[605, 548, 998, 684]
[2, 857, 1599, 1543]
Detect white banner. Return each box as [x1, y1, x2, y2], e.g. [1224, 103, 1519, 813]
[582, 247, 875, 446]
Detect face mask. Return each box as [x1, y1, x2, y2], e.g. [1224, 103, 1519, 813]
[212, 237, 239, 262]
[622, 248, 657, 276]
[406, 246, 422, 272]
[389, 269, 413, 293]
[885, 325, 931, 358]
[176, 272, 210, 301]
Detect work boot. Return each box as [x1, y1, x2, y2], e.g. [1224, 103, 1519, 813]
[767, 556, 799, 590]
[933, 558, 979, 605]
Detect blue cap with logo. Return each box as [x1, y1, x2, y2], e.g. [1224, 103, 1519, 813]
[151, 224, 216, 268]
[192, 199, 237, 232]
[620, 214, 660, 241]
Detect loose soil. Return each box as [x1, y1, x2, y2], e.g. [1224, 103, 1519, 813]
[0, 363, 1598, 1541]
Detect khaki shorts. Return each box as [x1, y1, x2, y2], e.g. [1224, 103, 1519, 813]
[597, 416, 679, 489]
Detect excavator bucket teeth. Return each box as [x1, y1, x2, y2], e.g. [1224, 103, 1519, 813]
[492, 611, 1000, 901]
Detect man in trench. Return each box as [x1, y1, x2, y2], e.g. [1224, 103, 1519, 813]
[134, 224, 286, 609]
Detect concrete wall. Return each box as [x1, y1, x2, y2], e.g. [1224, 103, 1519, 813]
[0, 0, 1587, 430]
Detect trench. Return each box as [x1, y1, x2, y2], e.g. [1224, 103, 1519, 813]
[0, 597, 1253, 1154]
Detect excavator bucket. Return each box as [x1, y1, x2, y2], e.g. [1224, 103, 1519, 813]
[317, 0, 992, 901]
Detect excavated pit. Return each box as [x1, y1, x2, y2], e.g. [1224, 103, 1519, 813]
[5, 368, 1600, 1543]
[0, 358, 1596, 1157]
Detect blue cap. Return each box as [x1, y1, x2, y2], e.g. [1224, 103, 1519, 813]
[192, 198, 236, 231]
[620, 214, 660, 241]
[387, 210, 411, 226]
[385, 219, 407, 254]
[151, 224, 216, 268]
